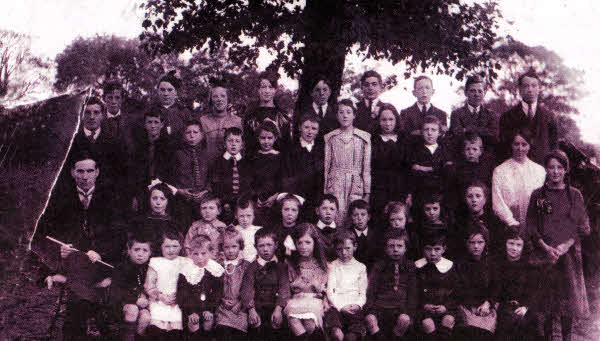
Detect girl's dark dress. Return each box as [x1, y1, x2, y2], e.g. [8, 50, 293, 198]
[243, 106, 292, 154]
[371, 134, 408, 218]
[250, 151, 282, 225]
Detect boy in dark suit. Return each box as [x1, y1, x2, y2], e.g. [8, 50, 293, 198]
[347, 199, 379, 271]
[449, 74, 498, 155]
[102, 80, 141, 156]
[498, 70, 557, 164]
[240, 228, 290, 341]
[314, 194, 340, 261]
[354, 70, 388, 134]
[294, 76, 339, 140]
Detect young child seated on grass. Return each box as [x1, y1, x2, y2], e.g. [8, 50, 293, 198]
[177, 234, 225, 340]
[326, 230, 368, 341]
[364, 230, 417, 340]
[110, 231, 153, 341]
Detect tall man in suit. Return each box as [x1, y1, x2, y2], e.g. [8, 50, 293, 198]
[294, 75, 339, 140]
[449, 75, 498, 156]
[498, 70, 557, 164]
[354, 70, 388, 134]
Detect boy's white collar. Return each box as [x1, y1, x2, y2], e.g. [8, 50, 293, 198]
[224, 151, 242, 161]
[257, 256, 278, 266]
[415, 257, 453, 273]
[317, 220, 336, 229]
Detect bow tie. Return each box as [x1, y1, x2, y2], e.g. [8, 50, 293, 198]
[322, 226, 336, 234]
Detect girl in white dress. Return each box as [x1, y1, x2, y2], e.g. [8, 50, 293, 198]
[144, 229, 190, 338]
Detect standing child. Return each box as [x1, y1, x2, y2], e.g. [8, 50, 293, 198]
[209, 127, 252, 223]
[171, 120, 210, 205]
[284, 223, 329, 340]
[415, 233, 458, 341]
[274, 193, 304, 258]
[364, 230, 417, 340]
[234, 197, 262, 262]
[400, 75, 448, 144]
[526, 150, 590, 341]
[177, 235, 225, 340]
[406, 115, 453, 201]
[110, 232, 153, 341]
[314, 194, 340, 261]
[215, 228, 252, 341]
[250, 121, 283, 224]
[326, 230, 368, 341]
[240, 228, 290, 341]
[371, 103, 408, 220]
[144, 229, 188, 339]
[413, 193, 451, 259]
[491, 230, 538, 341]
[185, 193, 227, 259]
[324, 99, 371, 226]
[347, 199, 379, 270]
[384, 201, 419, 261]
[454, 223, 496, 341]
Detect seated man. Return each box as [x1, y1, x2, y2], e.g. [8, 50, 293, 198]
[33, 151, 124, 340]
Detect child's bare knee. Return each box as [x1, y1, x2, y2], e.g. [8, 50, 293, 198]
[365, 314, 379, 333]
[396, 314, 411, 328]
[304, 319, 316, 334]
[441, 314, 455, 328]
[422, 318, 436, 333]
[331, 327, 344, 341]
[122, 304, 139, 322]
[203, 319, 214, 331]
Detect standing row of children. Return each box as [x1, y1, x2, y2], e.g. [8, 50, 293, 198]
[38, 68, 589, 341]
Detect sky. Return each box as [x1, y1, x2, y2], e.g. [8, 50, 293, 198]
[1, 0, 599, 144]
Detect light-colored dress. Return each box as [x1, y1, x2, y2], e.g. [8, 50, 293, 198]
[324, 128, 371, 225]
[235, 225, 262, 262]
[284, 258, 328, 327]
[215, 258, 250, 332]
[147, 256, 191, 331]
[492, 157, 545, 230]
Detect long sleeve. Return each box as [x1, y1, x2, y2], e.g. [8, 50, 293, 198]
[323, 134, 332, 191]
[276, 262, 291, 308]
[362, 135, 372, 195]
[492, 165, 519, 227]
[239, 263, 256, 310]
[406, 267, 418, 317]
[326, 262, 338, 308]
[357, 263, 368, 308]
[364, 261, 383, 312]
[526, 189, 543, 245]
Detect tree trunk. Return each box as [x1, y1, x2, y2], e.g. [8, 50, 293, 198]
[296, 0, 348, 110]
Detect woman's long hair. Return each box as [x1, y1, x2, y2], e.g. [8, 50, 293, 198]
[288, 222, 328, 273]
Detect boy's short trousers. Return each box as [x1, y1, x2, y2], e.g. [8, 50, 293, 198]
[325, 307, 366, 335]
[366, 307, 411, 332]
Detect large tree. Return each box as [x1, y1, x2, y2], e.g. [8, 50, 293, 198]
[140, 0, 500, 108]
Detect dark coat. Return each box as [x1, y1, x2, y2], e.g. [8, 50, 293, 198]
[239, 260, 291, 310]
[101, 111, 143, 157]
[170, 144, 211, 191]
[370, 134, 409, 214]
[177, 271, 224, 318]
[209, 155, 253, 205]
[129, 132, 176, 196]
[293, 101, 339, 142]
[498, 104, 557, 164]
[405, 141, 453, 195]
[400, 103, 448, 137]
[354, 100, 387, 134]
[110, 259, 149, 306]
[364, 257, 418, 315]
[449, 105, 498, 148]
[281, 138, 324, 205]
[348, 227, 380, 271]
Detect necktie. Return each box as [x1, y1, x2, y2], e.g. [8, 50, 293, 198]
[192, 148, 202, 191]
[231, 158, 240, 196]
[394, 263, 400, 291]
[528, 105, 534, 118]
[422, 105, 427, 114]
[358, 233, 367, 245]
[323, 226, 335, 235]
[79, 190, 92, 209]
[318, 106, 324, 118]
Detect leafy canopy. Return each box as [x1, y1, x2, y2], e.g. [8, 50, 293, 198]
[140, 0, 501, 80]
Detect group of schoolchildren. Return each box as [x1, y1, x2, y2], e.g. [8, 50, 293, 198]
[35, 68, 590, 341]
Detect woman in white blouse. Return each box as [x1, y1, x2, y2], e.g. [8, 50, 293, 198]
[492, 128, 546, 231]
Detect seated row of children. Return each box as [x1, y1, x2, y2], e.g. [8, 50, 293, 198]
[47, 177, 544, 341]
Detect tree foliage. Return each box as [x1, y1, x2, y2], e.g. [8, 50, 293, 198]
[140, 0, 501, 105]
[0, 30, 52, 105]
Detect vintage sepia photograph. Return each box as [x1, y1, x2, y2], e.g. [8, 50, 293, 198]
[0, 0, 599, 340]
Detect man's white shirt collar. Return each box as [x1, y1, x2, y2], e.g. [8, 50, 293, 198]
[417, 102, 431, 112]
[300, 138, 314, 152]
[106, 110, 121, 119]
[415, 257, 453, 274]
[313, 102, 328, 116]
[355, 227, 368, 237]
[467, 104, 480, 114]
[257, 256, 278, 266]
[223, 151, 242, 161]
[521, 100, 537, 118]
[380, 135, 397, 143]
[425, 143, 438, 154]
[84, 127, 100, 140]
[317, 220, 336, 229]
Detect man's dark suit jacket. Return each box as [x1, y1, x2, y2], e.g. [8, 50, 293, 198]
[400, 103, 448, 146]
[449, 105, 498, 150]
[498, 103, 557, 164]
